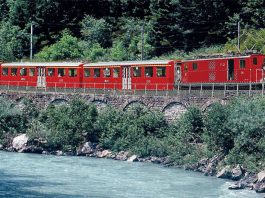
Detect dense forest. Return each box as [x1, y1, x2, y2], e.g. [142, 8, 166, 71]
[0, 0, 264, 61]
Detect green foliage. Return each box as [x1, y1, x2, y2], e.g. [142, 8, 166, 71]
[203, 103, 234, 153]
[176, 106, 204, 143]
[35, 31, 82, 61]
[0, 98, 24, 144]
[224, 29, 265, 53]
[0, 21, 24, 61]
[80, 15, 112, 48]
[41, 99, 98, 151]
[109, 40, 128, 61]
[81, 42, 109, 62]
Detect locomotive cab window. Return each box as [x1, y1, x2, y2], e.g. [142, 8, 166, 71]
[84, 68, 90, 77]
[157, 67, 166, 77]
[133, 67, 141, 77]
[94, 68, 100, 78]
[113, 68, 120, 78]
[2, 68, 8, 76]
[69, 68, 77, 77]
[145, 67, 153, 77]
[29, 68, 35, 76]
[253, 57, 258, 65]
[103, 68, 111, 77]
[58, 68, 66, 77]
[20, 68, 27, 76]
[11, 68, 17, 76]
[240, 59, 246, 68]
[48, 68, 55, 76]
[192, 63, 198, 70]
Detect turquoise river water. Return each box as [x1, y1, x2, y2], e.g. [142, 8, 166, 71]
[0, 151, 263, 198]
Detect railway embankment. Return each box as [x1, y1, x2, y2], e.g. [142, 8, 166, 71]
[0, 96, 265, 195]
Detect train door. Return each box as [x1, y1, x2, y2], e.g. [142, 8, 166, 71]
[228, 59, 234, 80]
[175, 62, 181, 83]
[37, 67, 46, 88]
[122, 66, 131, 90]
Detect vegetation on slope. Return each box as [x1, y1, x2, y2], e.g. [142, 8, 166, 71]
[0, 97, 265, 171]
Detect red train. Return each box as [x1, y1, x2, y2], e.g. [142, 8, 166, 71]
[0, 53, 264, 91]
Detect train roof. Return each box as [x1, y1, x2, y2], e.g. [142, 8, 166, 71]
[83, 60, 175, 67]
[1, 62, 83, 67]
[182, 53, 265, 62]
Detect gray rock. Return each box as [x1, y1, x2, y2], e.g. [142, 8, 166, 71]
[253, 182, 265, 193]
[0, 144, 3, 150]
[231, 165, 245, 181]
[115, 151, 129, 161]
[217, 166, 232, 179]
[127, 155, 138, 162]
[257, 171, 265, 182]
[76, 142, 95, 156]
[12, 134, 28, 151]
[56, 150, 63, 156]
[99, 150, 112, 158]
[228, 182, 245, 190]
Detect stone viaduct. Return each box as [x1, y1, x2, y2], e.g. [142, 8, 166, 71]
[0, 89, 240, 120]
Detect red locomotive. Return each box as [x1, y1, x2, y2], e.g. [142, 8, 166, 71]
[181, 53, 265, 84]
[0, 53, 264, 91]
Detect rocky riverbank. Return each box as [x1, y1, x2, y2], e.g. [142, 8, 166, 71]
[1, 133, 265, 195]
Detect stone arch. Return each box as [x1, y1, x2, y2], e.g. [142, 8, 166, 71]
[162, 102, 187, 121]
[123, 100, 147, 111]
[50, 98, 69, 106]
[201, 99, 226, 112]
[91, 99, 107, 110]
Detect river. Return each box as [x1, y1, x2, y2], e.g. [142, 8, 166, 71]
[0, 151, 262, 198]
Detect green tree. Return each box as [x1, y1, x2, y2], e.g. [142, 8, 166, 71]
[80, 15, 112, 48]
[35, 31, 82, 61]
[0, 21, 25, 61]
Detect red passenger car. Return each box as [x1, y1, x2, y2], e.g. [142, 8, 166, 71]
[83, 60, 178, 90]
[180, 54, 265, 84]
[0, 62, 83, 88]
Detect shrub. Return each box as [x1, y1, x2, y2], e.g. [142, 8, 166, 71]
[203, 103, 234, 153]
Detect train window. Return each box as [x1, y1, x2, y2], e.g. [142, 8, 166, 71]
[94, 68, 100, 78]
[69, 68, 77, 77]
[133, 67, 141, 77]
[11, 68, 17, 76]
[145, 67, 153, 77]
[184, 64, 188, 71]
[240, 59, 246, 68]
[253, 57, 258, 65]
[2, 68, 8, 76]
[48, 68, 55, 76]
[113, 68, 120, 78]
[192, 63, 198, 70]
[157, 67, 166, 77]
[84, 68, 90, 77]
[29, 68, 35, 76]
[103, 68, 111, 77]
[20, 68, 27, 76]
[58, 68, 66, 77]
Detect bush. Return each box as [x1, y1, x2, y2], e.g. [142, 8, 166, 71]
[40, 99, 98, 150]
[203, 103, 234, 153]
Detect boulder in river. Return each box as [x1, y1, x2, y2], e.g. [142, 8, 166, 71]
[12, 134, 29, 152]
[127, 155, 138, 162]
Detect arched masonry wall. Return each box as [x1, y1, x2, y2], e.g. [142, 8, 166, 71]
[0, 91, 232, 121]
